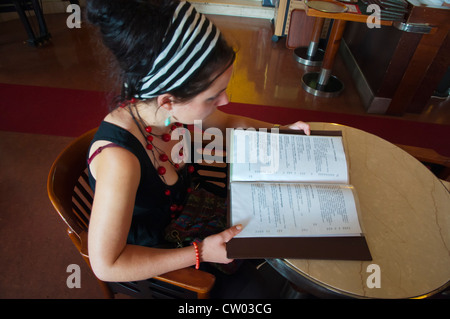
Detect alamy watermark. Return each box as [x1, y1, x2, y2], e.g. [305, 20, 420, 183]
[66, 262, 381, 289]
[66, 4, 382, 30]
[366, 263, 381, 288]
[167, 120, 281, 174]
[366, 4, 382, 29]
[66, 4, 81, 29]
[66, 264, 81, 288]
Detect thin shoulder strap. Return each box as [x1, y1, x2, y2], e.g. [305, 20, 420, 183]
[87, 143, 121, 165]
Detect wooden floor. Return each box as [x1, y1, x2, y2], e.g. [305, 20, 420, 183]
[1, 13, 449, 123]
[0, 12, 448, 299]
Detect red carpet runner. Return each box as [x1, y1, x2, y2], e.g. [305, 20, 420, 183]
[1, 83, 449, 157]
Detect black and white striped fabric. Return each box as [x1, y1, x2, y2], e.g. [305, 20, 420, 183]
[137, 1, 220, 99]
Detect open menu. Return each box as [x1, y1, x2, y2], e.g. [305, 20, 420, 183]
[226, 129, 372, 260]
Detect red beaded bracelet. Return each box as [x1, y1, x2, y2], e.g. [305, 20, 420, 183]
[192, 242, 200, 270]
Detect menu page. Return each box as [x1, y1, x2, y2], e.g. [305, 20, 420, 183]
[230, 182, 362, 238]
[230, 129, 349, 184]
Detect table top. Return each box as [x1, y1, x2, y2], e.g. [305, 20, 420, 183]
[305, 0, 393, 25]
[274, 122, 450, 299]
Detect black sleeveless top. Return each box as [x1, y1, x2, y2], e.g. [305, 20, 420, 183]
[88, 121, 191, 247]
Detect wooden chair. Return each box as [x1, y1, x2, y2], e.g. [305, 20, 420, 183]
[395, 144, 450, 182]
[47, 128, 218, 299]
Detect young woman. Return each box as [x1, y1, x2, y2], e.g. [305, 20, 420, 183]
[86, 0, 310, 296]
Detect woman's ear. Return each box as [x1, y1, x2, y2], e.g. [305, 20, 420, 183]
[157, 94, 175, 111]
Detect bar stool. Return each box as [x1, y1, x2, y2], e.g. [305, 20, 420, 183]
[294, 17, 326, 67]
[300, 0, 349, 97]
[301, 18, 346, 97]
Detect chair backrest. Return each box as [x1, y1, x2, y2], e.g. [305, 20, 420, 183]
[47, 128, 97, 243]
[47, 128, 229, 236]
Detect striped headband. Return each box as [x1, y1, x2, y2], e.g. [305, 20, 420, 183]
[136, 1, 221, 99]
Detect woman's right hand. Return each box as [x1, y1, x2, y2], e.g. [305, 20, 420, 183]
[200, 225, 242, 264]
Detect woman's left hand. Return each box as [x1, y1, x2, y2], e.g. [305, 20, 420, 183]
[281, 121, 310, 135]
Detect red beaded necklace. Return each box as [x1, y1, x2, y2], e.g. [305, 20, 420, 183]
[124, 100, 194, 175]
[143, 120, 184, 175]
[123, 99, 195, 217]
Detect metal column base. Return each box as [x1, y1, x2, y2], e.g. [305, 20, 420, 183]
[294, 47, 325, 67]
[301, 72, 344, 98]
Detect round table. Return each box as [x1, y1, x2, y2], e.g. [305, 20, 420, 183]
[268, 122, 450, 299]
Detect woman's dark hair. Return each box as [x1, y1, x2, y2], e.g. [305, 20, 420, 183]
[86, 0, 235, 108]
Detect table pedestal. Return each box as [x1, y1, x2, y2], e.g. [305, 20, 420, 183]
[302, 19, 346, 97]
[294, 17, 325, 67]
